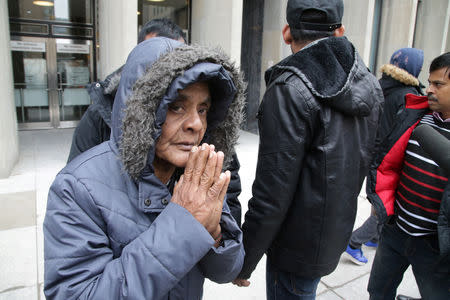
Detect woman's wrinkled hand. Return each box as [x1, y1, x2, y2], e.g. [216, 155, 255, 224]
[171, 143, 230, 237]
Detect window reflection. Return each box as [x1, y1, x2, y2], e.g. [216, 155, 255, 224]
[138, 0, 189, 42]
[8, 0, 93, 24]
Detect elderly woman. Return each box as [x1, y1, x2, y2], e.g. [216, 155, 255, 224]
[43, 37, 246, 299]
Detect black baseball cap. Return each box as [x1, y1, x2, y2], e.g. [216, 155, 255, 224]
[286, 0, 344, 32]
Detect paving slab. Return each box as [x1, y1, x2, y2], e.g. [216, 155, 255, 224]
[0, 227, 37, 292]
[317, 290, 344, 299]
[0, 285, 38, 300]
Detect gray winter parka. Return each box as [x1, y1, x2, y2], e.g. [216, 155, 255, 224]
[43, 37, 246, 299]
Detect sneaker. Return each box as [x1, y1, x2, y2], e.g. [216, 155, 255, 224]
[364, 241, 378, 248]
[344, 245, 368, 265]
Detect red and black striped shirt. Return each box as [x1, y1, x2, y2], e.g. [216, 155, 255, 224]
[395, 113, 450, 236]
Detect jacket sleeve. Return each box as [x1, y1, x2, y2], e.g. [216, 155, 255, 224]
[438, 183, 450, 258]
[44, 173, 217, 300]
[198, 199, 244, 283]
[238, 80, 313, 279]
[378, 91, 402, 138]
[67, 105, 109, 163]
[225, 152, 242, 226]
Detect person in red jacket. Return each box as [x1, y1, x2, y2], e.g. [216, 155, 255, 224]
[366, 52, 450, 300]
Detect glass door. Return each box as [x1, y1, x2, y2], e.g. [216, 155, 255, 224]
[11, 36, 51, 128]
[11, 36, 93, 129]
[56, 39, 92, 127]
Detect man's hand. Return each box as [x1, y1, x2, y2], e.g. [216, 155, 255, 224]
[232, 278, 250, 287]
[171, 143, 231, 237]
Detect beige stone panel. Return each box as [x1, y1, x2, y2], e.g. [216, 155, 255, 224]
[98, 0, 137, 79]
[191, 0, 243, 64]
[376, 0, 418, 77]
[0, 0, 19, 178]
[0, 191, 36, 231]
[343, 0, 376, 65]
[414, 0, 450, 85]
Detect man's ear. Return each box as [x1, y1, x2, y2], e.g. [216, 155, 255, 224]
[282, 24, 293, 45]
[334, 24, 345, 37]
[144, 32, 158, 41]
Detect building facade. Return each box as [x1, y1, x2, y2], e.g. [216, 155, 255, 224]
[1, 0, 449, 177]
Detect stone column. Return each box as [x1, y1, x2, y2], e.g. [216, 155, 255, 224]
[414, 0, 450, 84]
[97, 0, 137, 80]
[342, 0, 376, 66]
[260, 0, 290, 102]
[0, 0, 19, 178]
[375, 0, 418, 75]
[191, 0, 243, 64]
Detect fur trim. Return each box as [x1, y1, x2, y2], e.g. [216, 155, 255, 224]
[380, 64, 419, 87]
[120, 45, 246, 180]
[103, 69, 122, 95]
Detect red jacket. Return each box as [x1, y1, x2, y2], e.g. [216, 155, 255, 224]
[366, 93, 429, 222]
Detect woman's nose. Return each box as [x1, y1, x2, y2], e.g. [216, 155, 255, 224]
[183, 111, 204, 132]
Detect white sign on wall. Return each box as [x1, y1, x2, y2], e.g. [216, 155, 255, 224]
[56, 43, 89, 54]
[10, 41, 46, 52]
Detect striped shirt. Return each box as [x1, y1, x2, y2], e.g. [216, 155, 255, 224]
[395, 113, 450, 236]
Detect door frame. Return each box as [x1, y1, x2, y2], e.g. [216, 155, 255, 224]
[11, 35, 94, 130]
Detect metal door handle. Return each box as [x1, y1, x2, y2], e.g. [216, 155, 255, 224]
[57, 72, 63, 91]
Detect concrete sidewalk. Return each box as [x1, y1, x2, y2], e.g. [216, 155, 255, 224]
[0, 129, 420, 299]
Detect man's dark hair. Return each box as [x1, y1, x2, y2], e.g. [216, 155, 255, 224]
[138, 18, 186, 43]
[290, 10, 335, 44]
[429, 52, 450, 78]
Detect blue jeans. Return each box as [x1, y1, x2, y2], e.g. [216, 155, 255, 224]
[266, 260, 321, 300]
[368, 222, 450, 300]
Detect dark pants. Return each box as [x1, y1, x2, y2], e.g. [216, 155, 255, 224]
[368, 222, 450, 300]
[266, 260, 321, 300]
[350, 212, 380, 249]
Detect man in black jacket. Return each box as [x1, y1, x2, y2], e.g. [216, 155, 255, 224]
[67, 18, 243, 226]
[378, 47, 425, 136]
[344, 47, 425, 266]
[233, 0, 384, 298]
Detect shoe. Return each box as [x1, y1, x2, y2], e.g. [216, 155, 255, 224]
[364, 241, 378, 248]
[344, 245, 368, 265]
[396, 295, 421, 300]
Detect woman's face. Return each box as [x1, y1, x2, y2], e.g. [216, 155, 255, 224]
[154, 81, 211, 170]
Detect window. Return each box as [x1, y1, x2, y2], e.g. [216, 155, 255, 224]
[137, 0, 190, 42]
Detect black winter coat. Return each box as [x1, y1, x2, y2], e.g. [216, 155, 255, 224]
[67, 67, 243, 225]
[239, 37, 384, 279]
[378, 64, 423, 133]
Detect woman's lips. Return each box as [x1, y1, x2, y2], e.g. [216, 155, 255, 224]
[177, 143, 195, 151]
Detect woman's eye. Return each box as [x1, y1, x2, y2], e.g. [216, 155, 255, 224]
[169, 104, 183, 113]
[198, 108, 209, 115]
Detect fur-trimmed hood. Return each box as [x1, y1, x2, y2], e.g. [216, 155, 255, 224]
[110, 37, 245, 180]
[265, 37, 380, 117]
[380, 64, 420, 87]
